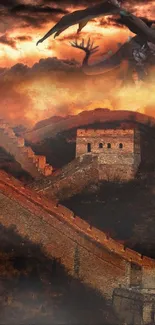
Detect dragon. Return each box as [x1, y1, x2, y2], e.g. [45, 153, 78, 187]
[36, 0, 155, 80]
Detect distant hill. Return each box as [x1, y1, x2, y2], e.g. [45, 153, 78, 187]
[33, 115, 70, 130]
[23, 109, 155, 170]
[24, 108, 155, 143]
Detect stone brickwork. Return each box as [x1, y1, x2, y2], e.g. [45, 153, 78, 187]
[113, 288, 155, 325]
[0, 120, 53, 178]
[76, 129, 141, 181]
[30, 155, 99, 200]
[30, 129, 141, 201]
[0, 170, 155, 323]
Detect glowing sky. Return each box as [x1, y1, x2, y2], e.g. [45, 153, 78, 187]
[0, 0, 154, 67]
[0, 0, 155, 126]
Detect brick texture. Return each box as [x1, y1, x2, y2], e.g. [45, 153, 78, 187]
[0, 120, 53, 178]
[0, 170, 154, 301]
[76, 129, 141, 181]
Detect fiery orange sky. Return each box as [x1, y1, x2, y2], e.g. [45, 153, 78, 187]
[0, 0, 155, 126]
[0, 0, 154, 67]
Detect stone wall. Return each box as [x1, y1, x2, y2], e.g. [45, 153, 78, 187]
[76, 129, 141, 181]
[0, 170, 155, 302]
[0, 120, 53, 178]
[113, 288, 155, 324]
[30, 129, 141, 201]
[30, 155, 99, 200]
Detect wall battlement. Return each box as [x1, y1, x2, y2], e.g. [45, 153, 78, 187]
[0, 120, 53, 178]
[77, 129, 135, 137]
[31, 155, 99, 201]
[0, 169, 154, 269]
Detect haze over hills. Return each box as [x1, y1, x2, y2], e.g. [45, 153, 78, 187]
[33, 116, 70, 131]
[24, 108, 155, 144]
[22, 108, 155, 171]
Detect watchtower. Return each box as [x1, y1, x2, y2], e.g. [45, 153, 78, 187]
[76, 128, 141, 181]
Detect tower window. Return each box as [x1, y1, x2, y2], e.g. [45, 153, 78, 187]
[87, 143, 91, 153]
[99, 143, 103, 149]
[130, 262, 142, 287]
[119, 143, 123, 149]
[107, 143, 111, 149]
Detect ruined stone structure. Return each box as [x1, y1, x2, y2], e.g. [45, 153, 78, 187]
[0, 170, 155, 324]
[0, 120, 53, 178]
[76, 128, 141, 181]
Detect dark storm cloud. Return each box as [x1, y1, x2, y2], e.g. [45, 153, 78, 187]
[10, 4, 67, 15]
[31, 56, 79, 73]
[0, 0, 18, 8]
[10, 3, 68, 28]
[43, 0, 151, 6]
[15, 35, 32, 42]
[43, 0, 98, 6]
[0, 34, 16, 48]
[99, 16, 125, 28]
[0, 33, 32, 49]
[0, 1, 68, 30]
[125, 0, 153, 3]
[0, 0, 153, 32]
[1, 57, 79, 77]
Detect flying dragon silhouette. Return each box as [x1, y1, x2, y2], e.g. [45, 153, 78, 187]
[36, 0, 121, 45]
[36, 0, 155, 78]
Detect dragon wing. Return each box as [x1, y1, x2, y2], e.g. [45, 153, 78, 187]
[118, 11, 155, 44]
[36, 0, 121, 45]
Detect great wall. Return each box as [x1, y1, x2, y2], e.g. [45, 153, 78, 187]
[0, 170, 155, 323]
[30, 155, 99, 200]
[30, 127, 141, 199]
[0, 114, 155, 324]
[0, 120, 53, 178]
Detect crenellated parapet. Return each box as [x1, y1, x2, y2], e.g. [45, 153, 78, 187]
[0, 120, 53, 178]
[30, 155, 99, 200]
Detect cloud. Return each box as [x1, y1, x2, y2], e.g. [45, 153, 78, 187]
[0, 34, 17, 48]
[9, 3, 68, 28]
[0, 33, 32, 49]
[15, 35, 32, 41]
[0, 56, 80, 126]
[11, 4, 67, 15]
[0, 0, 154, 35]
[0, 1, 68, 32]
[0, 0, 18, 8]
[43, 0, 98, 6]
[0, 0, 154, 127]
[30, 56, 79, 73]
